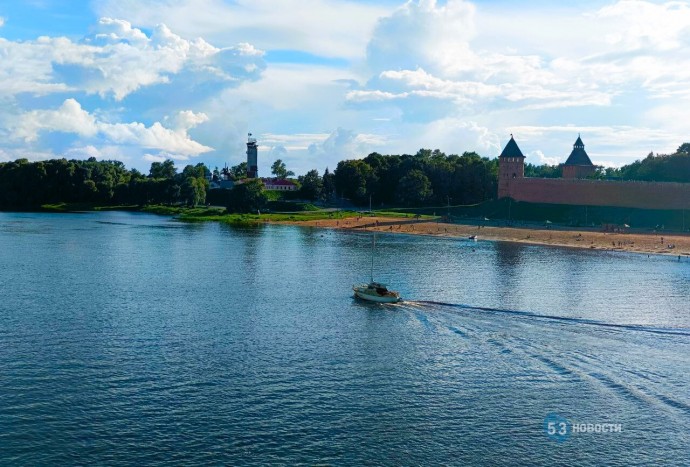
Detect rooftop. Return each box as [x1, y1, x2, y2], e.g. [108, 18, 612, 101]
[499, 135, 525, 158]
[563, 135, 594, 166]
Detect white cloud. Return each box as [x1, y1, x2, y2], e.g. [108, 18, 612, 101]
[90, 17, 149, 46]
[507, 125, 680, 164]
[249, 128, 387, 175]
[261, 133, 330, 151]
[418, 119, 500, 155]
[143, 151, 194, 162]
[354, 2, 622, 120]
[4, 1, 690, 173]
[346, 90, 403, 103]
[13, 99, 213, 157]
[0, 147, 58, 163]
[595, 0, 690, 51]
[366, 0, 476, 75]
[0, 17, 265, 101]
[170, 110, 210, 132]
[15, 99, 98, 142]
[94, 0, 390, 60]
[308, 127, 386, 160]
[63, 144, 130, 161]
[528, 150, 560, 166]
[143, 153, 168, 163]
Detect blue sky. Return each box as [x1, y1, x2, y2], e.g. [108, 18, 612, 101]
[1, 0, 689, 175]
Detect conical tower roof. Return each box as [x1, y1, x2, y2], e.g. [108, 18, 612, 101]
[564, 135, 593, 166]
[499, 135, 525, 158]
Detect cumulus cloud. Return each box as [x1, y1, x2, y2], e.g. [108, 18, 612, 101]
[268, 145, 288, 159]
[252, 128, 387, 175]
[308, 127, 386, 159]
[419, 119, 501, 156]
[366, 0, 476, 75]
[261, 133, 331, 151]
[352, 1, 689, 142]
[94, 0, 390, 60]
[14, 99, 98, 141]
[63, 144, 132, 162]
[595, 0, 690, 51]
[13, 99, 212, 157]
[508, 125, 680, 164]
[170, 110, 210, 132]
[143, 153, 169, 163]
[528, 150, 560, 166]
[354, 1, 622, 120]
[0, 17, 265, 101]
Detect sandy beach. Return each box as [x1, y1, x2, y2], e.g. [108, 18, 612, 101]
[283, 216, 690, 258]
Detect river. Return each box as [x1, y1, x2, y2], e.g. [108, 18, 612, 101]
[0, 211, 688, 465]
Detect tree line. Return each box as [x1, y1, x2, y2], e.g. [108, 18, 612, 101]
[598, 144, 690, 183]
[1, 143, 689, 211]
[0, 157, 209, 209]
[331, 149, 497, 207]
[521, 144, 690, 183]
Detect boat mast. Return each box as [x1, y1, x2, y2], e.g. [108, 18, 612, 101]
[371, 232, 375, 283]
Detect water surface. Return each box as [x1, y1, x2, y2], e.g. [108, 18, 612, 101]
[1, 212, 688, 465]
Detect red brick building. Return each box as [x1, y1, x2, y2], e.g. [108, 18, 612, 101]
[562, 135, 597, 179]
[498, 136, 690, 210]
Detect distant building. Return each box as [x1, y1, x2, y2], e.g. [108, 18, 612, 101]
[262, 178, 297, 191]
[247, 133, 258, 178]
[562, 135, 597, 179]
[498, 135, 690, 210]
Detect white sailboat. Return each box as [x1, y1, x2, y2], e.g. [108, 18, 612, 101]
[353, 232, 402, 303]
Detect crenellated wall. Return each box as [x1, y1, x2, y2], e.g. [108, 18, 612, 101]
[502, 177, 690, 210]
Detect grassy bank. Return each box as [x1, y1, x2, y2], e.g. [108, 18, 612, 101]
[35, 202, 427, 226]
[41, 202, 140, 212]
[179, 210, 363, 225]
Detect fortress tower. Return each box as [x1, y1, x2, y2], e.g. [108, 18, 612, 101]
[498, 134, 525, 199]
[562, 135, 596, 179]
[246, 133, 258, 178]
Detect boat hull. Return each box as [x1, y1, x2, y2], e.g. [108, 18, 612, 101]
[353, 286, 402, 303]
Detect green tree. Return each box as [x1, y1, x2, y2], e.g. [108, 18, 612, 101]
[333, 159, 375, 204]
[226, 179, 267, 213]
[180, 176, 205, 206]
[322, 167, 335, 200]
[230, 162, 247, 180]
[525, 163, 561, 178]
[149, 159, 176, 179]
[396, 169, 432, 206]
[271, 159, 294, 179]
[298, 169, 323, 200]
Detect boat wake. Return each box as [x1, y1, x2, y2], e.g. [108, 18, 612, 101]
[406, 300, 690, 337]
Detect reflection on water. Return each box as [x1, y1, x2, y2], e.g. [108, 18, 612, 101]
[0, 211, 688, 465]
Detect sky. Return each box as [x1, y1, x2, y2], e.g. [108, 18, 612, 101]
[1, 0, 689, 175]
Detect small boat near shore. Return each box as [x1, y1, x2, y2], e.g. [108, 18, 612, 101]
[353, 232, 402, 303]
[469, 235, 478, 240]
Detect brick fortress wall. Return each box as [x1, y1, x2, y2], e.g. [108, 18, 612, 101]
[500, 177, 690, 210]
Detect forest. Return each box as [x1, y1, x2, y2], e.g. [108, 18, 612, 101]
[0, 158, 208, 209]
[1, 144, 689, 211]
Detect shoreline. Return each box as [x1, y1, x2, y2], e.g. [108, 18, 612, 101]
[277, 216, 690, 259]
[6, 207, 689, 258]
